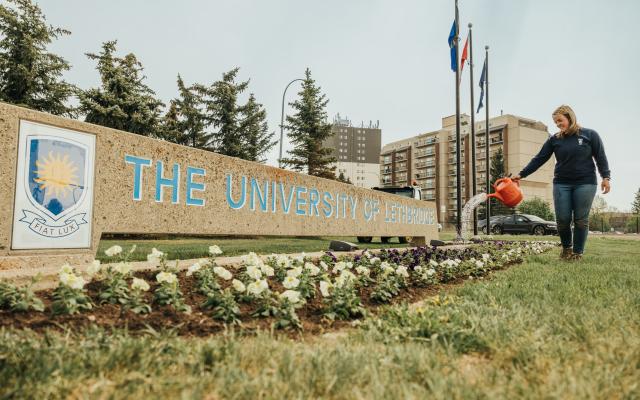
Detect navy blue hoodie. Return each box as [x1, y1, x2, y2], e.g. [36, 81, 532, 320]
[519, 128, 610, 185]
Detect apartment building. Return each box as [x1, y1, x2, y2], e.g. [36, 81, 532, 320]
[380, 113, 553, 225]
[325, 115, 382, 188]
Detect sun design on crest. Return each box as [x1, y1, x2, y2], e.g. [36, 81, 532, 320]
[33, 151, 79, 199]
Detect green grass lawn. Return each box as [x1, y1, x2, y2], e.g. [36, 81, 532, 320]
[2, 237, 638, 398]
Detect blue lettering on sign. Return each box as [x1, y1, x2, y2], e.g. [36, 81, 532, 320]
[155, 161, 180, 204]
[124, 156, 437, 226]
[124, 155, 152, 201]
[186, 166, 206, 206]
[226, 174, 246, 209]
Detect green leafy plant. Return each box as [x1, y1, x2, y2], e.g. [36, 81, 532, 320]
[370, 273, 402, 303]
[201, 288, 241, 325]
[0, 278, 44, 312]
[154, 271, 191, 314]
[51, 283, 92, 315]
[98, 264, 132, 305]
[123, 278, 151, 314]
[322, 282, 365, 321]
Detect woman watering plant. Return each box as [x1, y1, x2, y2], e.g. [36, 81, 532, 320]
[512, 105, 611, 260]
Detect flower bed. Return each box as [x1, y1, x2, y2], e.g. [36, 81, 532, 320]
[0, 241, 557, 335]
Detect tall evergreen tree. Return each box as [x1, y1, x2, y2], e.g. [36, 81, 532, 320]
[632, 188, 640, 214]
[160, 75, 210, 149]
[0, 0, 75, 115]
[240, 93, 276, 163]
[281, 68, 336, 179]
[488, 147, 510, 215]
[197, 67, 248, 158]
[78, 40, 164, 136]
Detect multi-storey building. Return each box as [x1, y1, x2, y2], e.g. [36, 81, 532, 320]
[325, 115, 382, 188]
[380, 113, 553, 226]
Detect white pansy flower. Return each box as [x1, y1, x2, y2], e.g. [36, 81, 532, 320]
[105, 245, 123, 257]
[232, 279, 246, 293]
[355, 266, 370, 276]
[260, 264, 275, 277]
[156, 271, 177, 285]
[247, 279, 269, 296]
[283, 276, 300, 289]
[475, 260, 484, 268]
[319, 260, 329, 271]
[280, 289, 301, 304]
[319, 280, 332, 297]
[335, 270, 356, 287]
[246, 264, 262, 280]
[287, 266, 303, 278]
[59, 272, 74, 287]
[213, 266, 233, 280]
[304, 262, 320, 276]
[275, 255, 291, 269]
[395, 265, 409, 278]
[209, 245, 223, 256]
[114, 262, 132, 275]
[242, 252, 263, 267]
[482, 253, 491, 261]
[369, 257, 381, 265]
[147, 248, 164, 264]
[186, 262, 202, 277]
[86, 260, 101, 276]
[426, 268, 436, 276]
[380, 261, 395, 275]
[333, 261, 347, 273]
[414, 265, 423, 273]
[293, 253, 307, 263]
[131, 277, 150, 291]
[429, 259, 439, 267]
[68, 274, 86, 290]
[59, 263, 74, 275]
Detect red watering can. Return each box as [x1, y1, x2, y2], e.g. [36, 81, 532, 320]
[486, 177, 523, 208]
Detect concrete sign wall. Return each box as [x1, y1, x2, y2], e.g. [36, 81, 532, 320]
[0, 103, 438, 271]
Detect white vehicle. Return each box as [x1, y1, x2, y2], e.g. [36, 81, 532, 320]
[357, 185, 435, 244]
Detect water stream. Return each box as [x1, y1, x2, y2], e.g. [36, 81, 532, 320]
[456, 193, 488, 242]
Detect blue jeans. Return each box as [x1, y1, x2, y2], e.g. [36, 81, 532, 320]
[553, 183, 597, 254]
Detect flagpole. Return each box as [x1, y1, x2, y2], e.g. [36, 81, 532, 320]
[468, 23, 478, 236]
[485, 45, 490, 234]
[454, 0, 462, 239]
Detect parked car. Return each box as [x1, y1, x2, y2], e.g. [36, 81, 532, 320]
[478, 215, 510, 234]
[489, 214, 557, 235]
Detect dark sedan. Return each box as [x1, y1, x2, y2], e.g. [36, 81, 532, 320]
[478, 215, 509, 234]
[489, 214, 557, 235]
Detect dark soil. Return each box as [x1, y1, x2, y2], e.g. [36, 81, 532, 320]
[0, 268, 501, 338]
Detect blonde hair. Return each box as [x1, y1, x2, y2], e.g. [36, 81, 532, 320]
[552, 105, 580, 138]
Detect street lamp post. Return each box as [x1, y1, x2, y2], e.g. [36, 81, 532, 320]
[278, 78, 304, 168]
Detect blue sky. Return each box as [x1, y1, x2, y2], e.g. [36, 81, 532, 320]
[38, 0, 639, 210]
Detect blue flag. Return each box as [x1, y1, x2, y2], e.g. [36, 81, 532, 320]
[448, 20, 457, 72]
[477, 58, 486, 113]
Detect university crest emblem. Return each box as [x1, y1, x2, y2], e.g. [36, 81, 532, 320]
[12, 121, 95, 249]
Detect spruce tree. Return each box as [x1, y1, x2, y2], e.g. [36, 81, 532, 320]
[197, 67, 248, 158]
[240, 93, 276, 163]
[632, 188, 640, 214]
[78, 40, 164, 136]
[160, 75, 210, 149]
[281, 68, 336, 179]
[489, 147, 510, 215]
[0, 0, 75, 116]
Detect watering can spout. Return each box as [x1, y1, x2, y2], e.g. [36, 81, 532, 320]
[487, 177, 523, 208]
